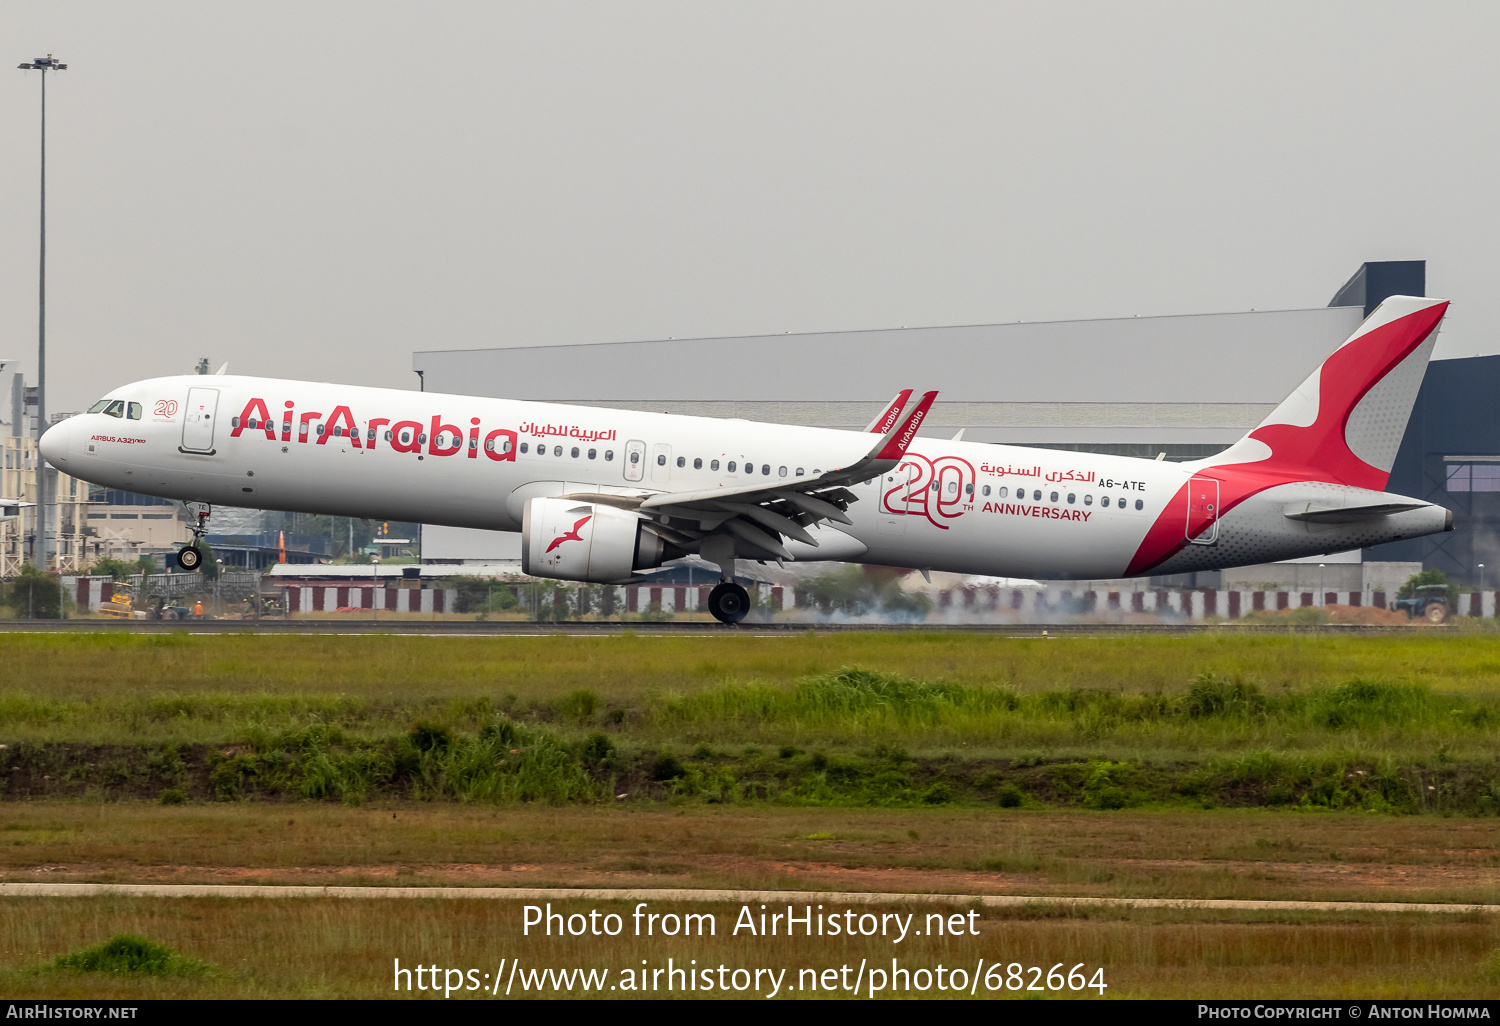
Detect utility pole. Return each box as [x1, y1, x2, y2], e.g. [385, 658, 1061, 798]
[18, 55, 66, 572]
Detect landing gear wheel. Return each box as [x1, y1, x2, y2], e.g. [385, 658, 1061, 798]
[1425, 602, 1449, 625]
[708, 582, 750, 625]
[176, 546, 203, 571]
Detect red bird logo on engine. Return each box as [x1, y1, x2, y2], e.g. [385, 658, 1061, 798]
[545, 515, 593, 554]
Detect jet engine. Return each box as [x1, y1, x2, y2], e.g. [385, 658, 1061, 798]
[521, 496, 681, 583]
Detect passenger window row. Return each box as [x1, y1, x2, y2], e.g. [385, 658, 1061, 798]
[519, 443, 614, 461]
[669, 457, 803, 477]
[521, 445, 805, 478]
[976, 482, 1142, 510]
[928, 481, 977, 496]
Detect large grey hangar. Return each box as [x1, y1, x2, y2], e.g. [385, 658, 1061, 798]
[413, 260, 1498, 582]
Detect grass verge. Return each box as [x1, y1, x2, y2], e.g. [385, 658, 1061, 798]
[3, 662, 1498, 814]
[53, 933, 212, 976]
[0, 896, 1495, 999]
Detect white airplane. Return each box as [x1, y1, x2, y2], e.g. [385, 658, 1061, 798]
[41, 296, 1453, 623]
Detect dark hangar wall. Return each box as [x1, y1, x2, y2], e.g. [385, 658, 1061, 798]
[1368, 355, 1500, 584]
[1328, 260, 1425, 316]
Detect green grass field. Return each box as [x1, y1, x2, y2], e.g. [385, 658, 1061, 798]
[3, 630, 1500, 998]
[1, 632, 1498, 813]
[11, 630, 1500, 702]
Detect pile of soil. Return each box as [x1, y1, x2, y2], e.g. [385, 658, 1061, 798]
[1325, 604, 1414, 626]
[1238, 604, 1414, 626]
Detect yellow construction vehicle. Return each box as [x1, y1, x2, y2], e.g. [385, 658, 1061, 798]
[97, 581, 136, 619]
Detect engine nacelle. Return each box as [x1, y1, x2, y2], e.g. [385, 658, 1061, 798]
[521, 496, 670, 583]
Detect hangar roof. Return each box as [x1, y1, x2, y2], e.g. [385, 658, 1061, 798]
[414, 305, 1365, 406]
[410, 262, 1430, 448]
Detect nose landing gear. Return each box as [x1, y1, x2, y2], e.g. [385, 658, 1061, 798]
[175, 501, 213, 572]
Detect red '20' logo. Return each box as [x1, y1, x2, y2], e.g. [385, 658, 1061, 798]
[153, 400, 178, 418]
[881, 454, 975, 529]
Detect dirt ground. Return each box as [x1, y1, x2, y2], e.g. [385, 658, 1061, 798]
[4, 804, 1498, 999]
[1327, 603, 1417, 626]
[14, 854, 1500, 902]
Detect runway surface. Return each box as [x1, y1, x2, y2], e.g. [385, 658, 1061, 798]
[0, 882, 1492, 914]
[0, 619, 1426, 636]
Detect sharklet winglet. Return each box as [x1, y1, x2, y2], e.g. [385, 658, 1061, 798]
[863, 389, 914, 433]
[874, 390, 938, 461]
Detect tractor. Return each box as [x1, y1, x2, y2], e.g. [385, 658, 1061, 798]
[1393, 584, 1452, 624]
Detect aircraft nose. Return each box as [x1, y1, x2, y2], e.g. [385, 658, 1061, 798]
[38, 419, 71, 466]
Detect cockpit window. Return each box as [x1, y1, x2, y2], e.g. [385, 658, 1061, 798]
[127, 402, 143, 420]
[88, 400, 111, 414]
[103, 401, 126, 419]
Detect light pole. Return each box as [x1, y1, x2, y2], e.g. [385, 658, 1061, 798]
[372, 555, 380, 623]
[1318, 563, 1325, 607]
[1479, 564, 1485, 617]
[18, 54, 66, 572]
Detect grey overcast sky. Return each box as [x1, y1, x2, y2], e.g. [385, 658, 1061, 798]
[2, 1, 1497, 414]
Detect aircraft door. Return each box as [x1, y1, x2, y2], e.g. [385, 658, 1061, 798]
[650, 443, 672, 485]
[877, 460, 922, 535]
[180, 387, 220, 454]
[1186, 477, 1219, 545]
[623, 440, 646, 482]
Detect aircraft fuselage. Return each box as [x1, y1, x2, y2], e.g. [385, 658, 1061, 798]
[41, 374, 1449, 580]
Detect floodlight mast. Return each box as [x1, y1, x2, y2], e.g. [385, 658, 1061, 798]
[17, 54, 66, 570]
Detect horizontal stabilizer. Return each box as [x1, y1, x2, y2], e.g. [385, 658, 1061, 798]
[1283, 501, 1425, 524]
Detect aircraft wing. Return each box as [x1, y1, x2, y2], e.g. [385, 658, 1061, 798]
[560, 391, 937, 561]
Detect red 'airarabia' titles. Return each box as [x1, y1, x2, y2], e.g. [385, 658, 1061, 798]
[229, 398, 518, 462]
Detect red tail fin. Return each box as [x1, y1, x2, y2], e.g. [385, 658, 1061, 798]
[1211, 296, 1448, 489]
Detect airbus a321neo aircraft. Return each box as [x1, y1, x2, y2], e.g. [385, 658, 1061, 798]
[40, 296, 1454, 623]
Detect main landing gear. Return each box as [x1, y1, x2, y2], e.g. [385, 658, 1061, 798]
[699, 534, 750, 625]
[175, 502, 212, 572]
[708, 582, 750, 625]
